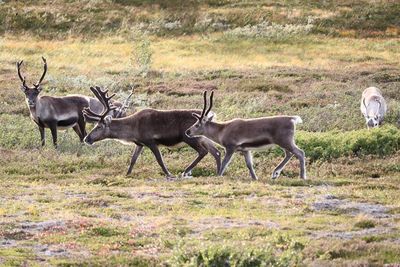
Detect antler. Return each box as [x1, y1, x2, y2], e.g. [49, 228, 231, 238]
[83, 86, 117, 121]
[115, 90, 134, 118]
[363, 98, 368, 110]
[199, 91, 208, 120]
[94, 86, 116, 111]
[199, 91, 214, 120]
[34, 57, 47, 87]
[123, 90, 134, 109]
[205, 91, 214, 116]
[376, 99, 381, 111]
[16, 60, 27, 86]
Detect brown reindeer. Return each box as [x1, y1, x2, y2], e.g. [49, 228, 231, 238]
[83, 86, 221, 178]
[186, 91, 306, 180]
[17, 57, 125, 148]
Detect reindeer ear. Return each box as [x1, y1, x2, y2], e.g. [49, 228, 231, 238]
[83, 111, 100, 122]
[35, 85, 43, 92]
[206, 111, 215, 122]
[104, 115, 113, 126]
[192, 113, 201, 120]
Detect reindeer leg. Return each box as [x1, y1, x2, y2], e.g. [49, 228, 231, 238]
[243, 151, 258, 180]
[272, 149, 293, 179]
[48, 123, 58, 148]
[218, 147, 235, 176]
[287, 144, 306, 180]
[182, 139, 208, 178]
[72, 125, 84, 142]
[78, 118, 87, 139]
[147, 144, 173, 178]
[38, 126, 45, 147]
[126, 145, 144, 175]
[202, 140, 221, 174]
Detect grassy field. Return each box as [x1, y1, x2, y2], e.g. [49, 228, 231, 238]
[1, 1, 400, 266]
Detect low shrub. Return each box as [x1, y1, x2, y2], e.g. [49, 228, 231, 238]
[169, 239, 304, 266]
[354, 220, 376, 229]
[296, 125, 400, 161]
[91, 226, 121, 237]
[224, 19, 314, 41]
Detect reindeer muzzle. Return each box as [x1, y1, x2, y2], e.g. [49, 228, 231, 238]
[83, 136, 94, 145]
[27, 100, 36, 107]
[185, 129, 192, 138]
[367, 119, 378, 128]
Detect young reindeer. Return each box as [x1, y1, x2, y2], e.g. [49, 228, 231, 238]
[360, 87, 387, 129]
[83, 86, 221, 178]
[186, 91, 306, 180]
[17, 58, 125, 148]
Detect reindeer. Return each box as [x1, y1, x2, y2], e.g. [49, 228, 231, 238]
[17, 57, 125, 148]
[360, 87, 387, 129]
[82, 86, 221, 178]
[185, 91, 306, 180]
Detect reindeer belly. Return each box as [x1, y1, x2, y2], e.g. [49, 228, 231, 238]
[38, 117, 77, 129]
[37, 106, 79, 130]
[57, 117, 78, 129]
[237, 138, 273, 152]
[155, 136, 183, 147]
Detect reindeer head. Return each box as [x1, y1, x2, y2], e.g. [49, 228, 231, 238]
[83, 86, 117, 145]
[363, 98, 382, 128]
[186, 91, 215, 137]
[17, 57, 47, 108]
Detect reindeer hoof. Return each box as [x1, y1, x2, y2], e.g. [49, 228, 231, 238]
[271, 171, 281, 179]
[165, 174, 177, 181]
[181, 172, 193, 179]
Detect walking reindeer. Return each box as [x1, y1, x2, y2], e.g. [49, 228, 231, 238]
[17, 57, 126, 148]
[360, 87, 387, 128]
[186, 91, 306, 180]
[82, 86, 221, 177]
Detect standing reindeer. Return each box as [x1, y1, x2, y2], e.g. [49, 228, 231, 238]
[360, 87, 387, 128]
[82, 86, 221, 178]
[186, 91, 306, 180]
[17, 57, 125, 148]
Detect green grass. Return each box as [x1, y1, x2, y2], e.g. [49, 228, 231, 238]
[354, 220, 376, 229]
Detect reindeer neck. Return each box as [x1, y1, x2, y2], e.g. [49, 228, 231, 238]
[27, 99, 40, 122]
[204, 121, 225, 145]
[28, 105, 36, 114]
[108, 117, 137, 140]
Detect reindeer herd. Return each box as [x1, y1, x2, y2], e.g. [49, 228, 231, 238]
[16, 57, 394, 180]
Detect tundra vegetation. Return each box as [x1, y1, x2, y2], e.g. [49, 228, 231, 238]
[0, 0, 400, 266]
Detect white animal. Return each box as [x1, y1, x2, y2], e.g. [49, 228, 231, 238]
[360, 87, 387, 128]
